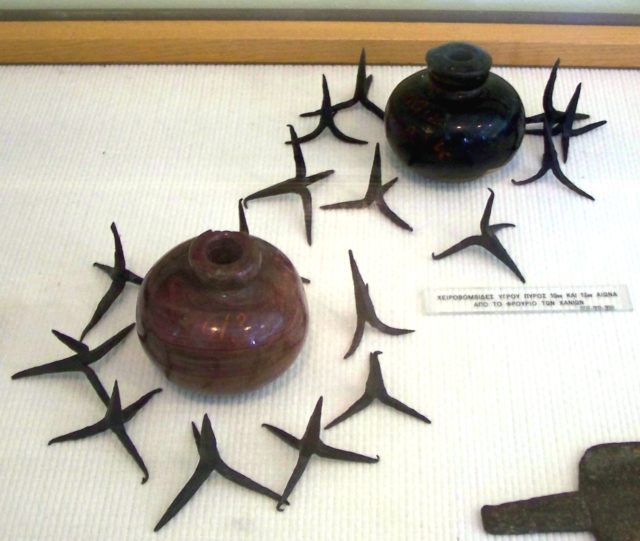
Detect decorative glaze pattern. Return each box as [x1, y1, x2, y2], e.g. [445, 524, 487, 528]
[136, 230, 308, 394]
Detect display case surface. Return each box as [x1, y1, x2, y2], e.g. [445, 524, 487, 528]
[1, 62, 639, 540]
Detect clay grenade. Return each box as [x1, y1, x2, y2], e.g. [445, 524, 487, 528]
[385, 41, 525, 181]
[136, 230, 308, 394]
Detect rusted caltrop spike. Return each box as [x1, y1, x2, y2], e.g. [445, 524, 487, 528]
[262, 396, 379, 511]
[238, 197, 309, 283]
[432, 188, 526, 283]
[325, 351, 431, 429]
[482, 442, 640, 540]
[245, 124, 334, 245]
[525, 59, 590, 125]
[344, 250, 414, 359]
[81, 223, 144, 340]
[513, 119, 595, 201]
[525, 83, 607, 163]
[238, 198, 249, 234]
[321, 143, 413, 232]
[289, 75, 368, 145]
[154, 414, 285, 532]
[238, 195, 311, 284]
[12, 323, 135, 406]
[49, 381, 162, 484]
[301, 49, 384, 120]
[558, 83, 607, 163]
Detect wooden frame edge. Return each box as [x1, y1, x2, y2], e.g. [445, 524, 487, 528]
[0, 20, 638, 67]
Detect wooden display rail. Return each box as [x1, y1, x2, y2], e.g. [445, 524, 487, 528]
[0, 20, 638, 67]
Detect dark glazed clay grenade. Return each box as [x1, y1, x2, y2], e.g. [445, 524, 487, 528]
[385, 42, 525, 181]
[136, 230, 308, 394]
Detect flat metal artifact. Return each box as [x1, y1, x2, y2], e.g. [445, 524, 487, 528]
[81, 222, 143, 340]
[321, 143, 413, 232]
[344, 249, 414, 359]
[12, 323, 135, 406]
[325, 351, 430, 429]
[262, 396, 379, 511]
[244, 124, 334, 245]
[482, 442, 640, 541]
[154, 414, 285, 532]
[432, 189, 525, 283]
[48, 380, 161, 484]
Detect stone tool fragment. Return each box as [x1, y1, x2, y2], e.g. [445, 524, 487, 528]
[432, 188, 525, 283]
[81, 223, 143, 340]
[262, 396, 379, 511]
[325, 351, 431, 429]
[301, 49, 384, 120]
[344, 250, 414, 359]
[154, 414, 284, 532]
[12, 323, 135, 406]
[482, 442, 640, 540]
[48, 381, 161, 484]
[289, 75, 368, 145]
[244, 124, 334, 245]
[321, 143, 413, 232]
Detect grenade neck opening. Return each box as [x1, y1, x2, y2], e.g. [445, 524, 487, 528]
[207, 237, 243, 265]
[189, 231, 261, 289]
[447, 47, 474, 63]
[426, 42, 491, 91]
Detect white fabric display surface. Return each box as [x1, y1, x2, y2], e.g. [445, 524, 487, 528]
[1, 62, 639, 541]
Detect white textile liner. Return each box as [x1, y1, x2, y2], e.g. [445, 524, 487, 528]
[0, 63, 639, 540]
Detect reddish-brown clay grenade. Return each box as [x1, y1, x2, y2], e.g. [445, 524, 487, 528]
[136, 230, 308, 394]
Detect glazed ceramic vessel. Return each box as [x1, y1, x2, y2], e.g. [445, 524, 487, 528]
[136, 230, 308, 394]
[385, 41, 525, 181]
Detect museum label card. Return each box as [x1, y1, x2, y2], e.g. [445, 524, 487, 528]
[423, 285, 632, 315]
